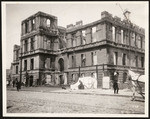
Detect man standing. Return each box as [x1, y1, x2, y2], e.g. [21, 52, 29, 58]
[113, 71, 119, 94]
[16, 80, 21, 91]
[78, 80, 84, 89]
[13, 79, 16, 87]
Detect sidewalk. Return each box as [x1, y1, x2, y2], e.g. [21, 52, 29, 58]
[7, 86, 141, 98]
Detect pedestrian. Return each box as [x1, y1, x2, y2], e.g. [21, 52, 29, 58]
[16, 80, 20, 91]
[78, 80, 84, 89]
[13, 80, 16, 87]
[113, 71, 119, 94]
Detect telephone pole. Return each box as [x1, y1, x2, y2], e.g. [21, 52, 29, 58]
[19, 47, 22, 88]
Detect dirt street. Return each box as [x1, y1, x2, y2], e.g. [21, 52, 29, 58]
[6, 90, 144, 114]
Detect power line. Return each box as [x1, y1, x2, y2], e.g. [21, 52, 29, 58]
[116, 3, 124, 13]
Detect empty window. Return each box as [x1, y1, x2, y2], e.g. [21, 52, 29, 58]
[30, 59, 34, 70]
[24, 60, 27, 71]
[91, 52, 94, 65]
[25, 22, 29, 33]
[135, 56, 138, 67]
[123, 72, 127, 83]
[72, 74, 76, 81]
[114, 52, 118, 65]
[121, 30, 124, 44]
[50, 57, 55, 69]
[91, 52, 97, 65]
[122, 53, 126, 66]
[132, 32, 136, 46]
[46, 19, 51, 27]
[72, 55, 76, 67]
[43, 36, 47, 49]
[82, 30, 86, 37]
[123, 31, 127, 44]
[31, 19, 35, 30]
[16, 50, 19, 60]
[82, 30, 86, 45]
[141, 57, 144, 68]
[92, 27, 97, 42]
[112, 26, 116, 41]
[73, 39, 76, 47]
[16, 66, 18, 74]
[43, 60, 46, 68]
[47, 40, 51, 50]
[81, 54, 86, 67]
[50, 39, 54, 49]
[94, 52, 97, 65]
[140, 36, 143, 49]
[72, 34, 76, 47]
[24, 40, 28, 52]
[50, 58, 53, 68]
[30, 37, 35, 50]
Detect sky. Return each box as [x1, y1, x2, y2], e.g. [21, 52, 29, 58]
[3, 1, 148, 69]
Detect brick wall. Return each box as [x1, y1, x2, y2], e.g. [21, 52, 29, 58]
[97, 48, 107, 64]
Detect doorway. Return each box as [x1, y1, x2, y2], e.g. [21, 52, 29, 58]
[58, 58, 64, 72]
[59, 75, 64, 85]
[30, 76, 33, 87]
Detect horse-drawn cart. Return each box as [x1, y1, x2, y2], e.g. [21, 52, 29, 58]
[127, 69, 145, 101]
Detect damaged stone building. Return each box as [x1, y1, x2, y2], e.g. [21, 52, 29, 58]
[11, 11, 145, 89]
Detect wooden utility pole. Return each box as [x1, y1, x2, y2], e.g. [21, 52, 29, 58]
[96, 65, 98, 79]
[116, 3, 132, 69]
[19, 47, 22, 89]
[79, 66, 80, 77]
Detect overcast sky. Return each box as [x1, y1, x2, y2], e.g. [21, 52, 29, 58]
[3, 1, 148, 69]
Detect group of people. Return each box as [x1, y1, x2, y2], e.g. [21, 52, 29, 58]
[12, 79, 21, 91]
[71, 71, 119, 92]
[11, 71, 119, 92]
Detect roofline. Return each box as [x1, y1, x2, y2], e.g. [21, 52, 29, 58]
[21, 11, 57, 24]
[66, 18, 145, 35]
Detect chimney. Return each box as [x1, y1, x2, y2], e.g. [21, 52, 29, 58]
[76, 20, 83, 27]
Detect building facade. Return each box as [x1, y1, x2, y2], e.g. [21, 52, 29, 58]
[11, 45, 20, 82]
[11, 11, 145, 89]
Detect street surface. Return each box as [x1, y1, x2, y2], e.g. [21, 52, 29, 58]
[6, 87, 145, 114]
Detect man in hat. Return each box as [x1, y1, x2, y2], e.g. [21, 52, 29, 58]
[113, 71, 119, 94]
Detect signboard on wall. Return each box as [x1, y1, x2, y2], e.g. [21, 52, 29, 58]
[102, 76, 110, 89]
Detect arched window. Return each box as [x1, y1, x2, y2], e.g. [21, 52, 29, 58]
[58, 58, 64, 72]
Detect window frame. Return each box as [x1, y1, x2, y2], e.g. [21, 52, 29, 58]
[30, 58, 34, 70]
[24, 60, 27, 71]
